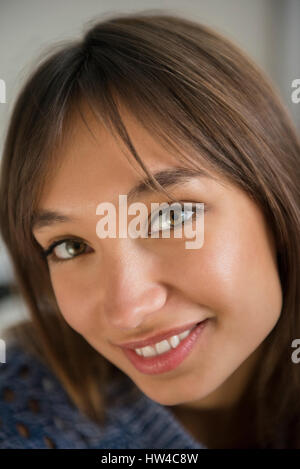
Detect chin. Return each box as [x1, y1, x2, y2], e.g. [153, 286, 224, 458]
[136, 381, 210, 407]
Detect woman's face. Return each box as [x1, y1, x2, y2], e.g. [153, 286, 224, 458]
[33, 105, 283, 410]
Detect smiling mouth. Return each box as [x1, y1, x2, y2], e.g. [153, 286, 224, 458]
[121, 319, 211, 375]
[116, 320, 205, 351]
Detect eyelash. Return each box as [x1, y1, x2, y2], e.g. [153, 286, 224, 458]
[41, 202, 203, 264]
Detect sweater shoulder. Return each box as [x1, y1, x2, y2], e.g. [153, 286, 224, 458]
[0, 340, 207, 449]
[0, 341, 115, 448]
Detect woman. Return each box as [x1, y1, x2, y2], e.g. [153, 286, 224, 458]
[0, 12, 299, 449]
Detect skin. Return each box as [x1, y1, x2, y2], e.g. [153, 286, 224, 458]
[33, 103, 283, 448]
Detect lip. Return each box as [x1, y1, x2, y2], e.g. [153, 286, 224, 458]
[115, 320, 204, 350]
[122, 319, 210, 375]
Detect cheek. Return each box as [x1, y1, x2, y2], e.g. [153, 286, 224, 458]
[49, 267, 97, 336]
[173, 216, 282, 338]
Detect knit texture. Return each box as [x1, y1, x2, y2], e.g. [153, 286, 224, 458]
[0, 341, 207, 449]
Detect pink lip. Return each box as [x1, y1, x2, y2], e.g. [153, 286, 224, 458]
[115, 320, 203, 350]
[122, 319, 210, 375]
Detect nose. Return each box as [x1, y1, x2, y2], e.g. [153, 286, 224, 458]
[101, 240, 168, 330]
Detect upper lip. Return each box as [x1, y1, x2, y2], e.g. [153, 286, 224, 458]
[115, 319, 206, 350]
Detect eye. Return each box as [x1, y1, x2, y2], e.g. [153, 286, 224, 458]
[148, 203, 198, 235]
[42, 238, 92, 264]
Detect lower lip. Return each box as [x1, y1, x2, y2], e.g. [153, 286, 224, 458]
[121, 319, 210, 375]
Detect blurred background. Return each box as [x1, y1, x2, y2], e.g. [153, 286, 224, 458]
[0, 0, 299, 337]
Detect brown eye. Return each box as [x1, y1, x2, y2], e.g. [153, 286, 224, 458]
[43, 238, 92, 264]
[148, 204, 195, 235]
[169, 209, 184, 226]
[54, 240, 86, 259]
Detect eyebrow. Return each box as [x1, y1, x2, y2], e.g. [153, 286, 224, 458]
[31, 167, 210, 231]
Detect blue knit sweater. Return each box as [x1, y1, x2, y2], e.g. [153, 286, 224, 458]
[0, 341, 207, 449]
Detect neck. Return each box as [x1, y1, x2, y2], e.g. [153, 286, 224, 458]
[170, 389, 257, 448]
[168, 344, 266, 448]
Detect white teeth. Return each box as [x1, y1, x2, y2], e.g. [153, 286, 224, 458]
[155, 339, 171, 355]
[169, 335, 180, 348]
[134, 327, 193, 357]
[139, 345, 157, 357]
[178, 330, 190, 340]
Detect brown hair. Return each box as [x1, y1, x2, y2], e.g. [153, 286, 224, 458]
[0, 11, 299, 448]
